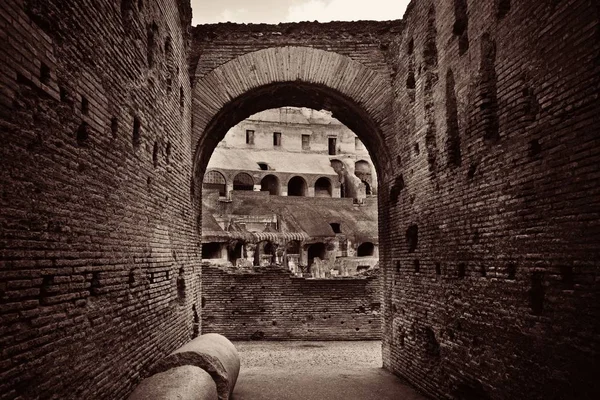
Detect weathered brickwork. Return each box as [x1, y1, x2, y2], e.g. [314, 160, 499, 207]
[202, 264, 381, 340]
[2, 0, 599, 399]
[190, 1, 600, 399]
[0, 0, 199, 398]
[189, 21, 402, 82]
[382, 0, 600, 399]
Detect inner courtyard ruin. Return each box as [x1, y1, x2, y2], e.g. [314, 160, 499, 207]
[0, 0, 599, 399]
[201, 107, 378, 275]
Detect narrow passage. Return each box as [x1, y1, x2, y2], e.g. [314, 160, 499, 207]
[232, 341, 427, 400]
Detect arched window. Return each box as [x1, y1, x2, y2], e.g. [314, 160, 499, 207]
[314, 177, 332, 197]
[357, 242, 375, 257]
[233, 172, 254, 191]
[287, 176, 307, 196]
[203, 170, 227, 196]
[261, 174, 280, 195]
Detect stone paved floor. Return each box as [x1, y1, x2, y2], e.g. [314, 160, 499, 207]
[231, 341, 428, 400]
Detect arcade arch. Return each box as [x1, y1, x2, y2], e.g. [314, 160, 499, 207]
[191, 46, 393, 192]
[202, 170, 227, 197]
[233, 172, 254, 191]
[314, 177, 333, 197]
[261, 174, 280, 195]
[357, 242, 375, 257]
[287, 176, 308, 197]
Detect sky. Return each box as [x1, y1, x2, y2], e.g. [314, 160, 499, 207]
[191, 0, 411, 25]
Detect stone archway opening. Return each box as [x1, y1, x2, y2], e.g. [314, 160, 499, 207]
[261, 174, 280, 195]
[192, 46, 389, 381]
[357, 242, 375, 257]
[315, 177, 333, 197]
[203, 170, 227, 197]
[233, 172, 254, 191]
[192, 76, 392, 190]
[287, 176, 307, 197]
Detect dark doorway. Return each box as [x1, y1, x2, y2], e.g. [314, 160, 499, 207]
[362, 181, 372, 195]
[202, 242, 222, 259]
[357, 242, 375, 257]
[315, 177, 332, 197]
[288, 176, 307, 196]
[261, 174, 280, 195]
[307, 242, 326, 269]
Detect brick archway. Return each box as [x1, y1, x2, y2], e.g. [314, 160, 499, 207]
[191, 46, 394, 182]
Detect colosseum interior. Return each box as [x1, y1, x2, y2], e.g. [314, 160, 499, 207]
[0, 0, 598, 399]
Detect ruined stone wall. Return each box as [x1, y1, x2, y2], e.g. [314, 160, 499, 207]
[0, 0, 199, 398]
[202, 264, 381, 340]
[382, 0, 600, 399]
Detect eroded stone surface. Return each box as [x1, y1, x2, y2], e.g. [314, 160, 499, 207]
[129, 366, 218, 400]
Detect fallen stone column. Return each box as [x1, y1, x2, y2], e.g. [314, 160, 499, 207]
[151, 333, 240, 400]
[128, 365, 218, 400]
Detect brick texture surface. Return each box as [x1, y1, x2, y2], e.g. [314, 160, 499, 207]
[189, 21, 402, 82]
[0, 0, 199, 399]
[1, 0, 599, 399]
[201, 264, 381, 341]
[381, 1, 600, 399]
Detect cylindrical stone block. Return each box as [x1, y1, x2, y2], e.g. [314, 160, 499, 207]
[128, 365, 218, 400]
[152, 334, 240, 400]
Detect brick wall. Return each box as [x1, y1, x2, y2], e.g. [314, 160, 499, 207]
[2, 0, 598, 399]
[202, 264, 381, 340]
[381, 1, 600, 399]
[0, 0, 200, 398]
[189, 20, 402, 82]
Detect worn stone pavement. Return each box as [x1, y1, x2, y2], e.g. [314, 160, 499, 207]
[231, 341, 428, 400]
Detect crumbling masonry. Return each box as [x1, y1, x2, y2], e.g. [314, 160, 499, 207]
[0, 0, 599, 399]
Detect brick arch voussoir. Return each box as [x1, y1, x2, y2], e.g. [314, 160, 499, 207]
[191, 46, 393, 180]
